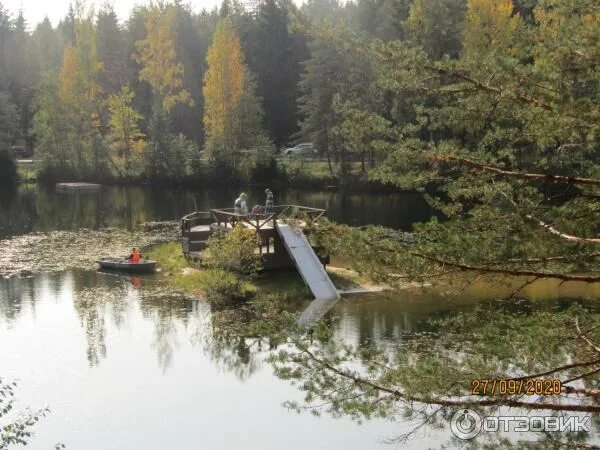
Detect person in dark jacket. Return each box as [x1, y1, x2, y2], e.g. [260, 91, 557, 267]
[265, 188, 274, 213]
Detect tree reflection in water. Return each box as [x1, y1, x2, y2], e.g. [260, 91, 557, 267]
[0, 276, 31, 323]
[4, 268, 599, 446]
[72, 272, 129, 366]
[138, 293, 195, 372]
[184, 301, 268, 380]
[0, 270, 278, 375]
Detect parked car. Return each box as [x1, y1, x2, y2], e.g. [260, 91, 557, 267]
[283, 143, 317, 156]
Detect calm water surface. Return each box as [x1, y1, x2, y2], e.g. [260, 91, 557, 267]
[0, 184, 432, 237]
[0, 185, 597, 448]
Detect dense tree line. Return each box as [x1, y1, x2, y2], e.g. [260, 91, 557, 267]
[0, 0, 472, 183]
[0, 0, 596, 187]
[0, 0, 309, 181]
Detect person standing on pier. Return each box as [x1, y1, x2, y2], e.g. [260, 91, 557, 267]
[234, 193, 248, 215]
[265, 188, 274, 214]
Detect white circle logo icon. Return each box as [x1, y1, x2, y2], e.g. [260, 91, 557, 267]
[450, 408, 482, 440]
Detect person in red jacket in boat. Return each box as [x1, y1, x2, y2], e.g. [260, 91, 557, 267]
[128, 248, 142, 263]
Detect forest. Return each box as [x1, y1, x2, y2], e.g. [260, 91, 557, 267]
[0, 0, 593, 187]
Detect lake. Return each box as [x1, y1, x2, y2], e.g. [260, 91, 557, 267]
[0, 185, 598, 449]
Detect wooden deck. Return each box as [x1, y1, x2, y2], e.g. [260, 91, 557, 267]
[180, 205, 328, 271]
[190, 224, 211, 233]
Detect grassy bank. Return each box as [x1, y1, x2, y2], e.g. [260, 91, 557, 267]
[16, 160, 39, 183]
[31, 157, 395, 193]
[147, 241, 310, 299]
[146, 241, 372, 302]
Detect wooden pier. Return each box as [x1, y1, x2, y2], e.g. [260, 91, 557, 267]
[181, 205, 339, 301]
[181, 205, 326, 270]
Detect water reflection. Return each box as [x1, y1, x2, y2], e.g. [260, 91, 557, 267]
[4, 269, 600, 375]
[0, 275, 34, 322]
[72, 273, 130, 366]
[1, 270, 275, 376]
[2, 269, 599, 448]
[0, 184, 432, 238]
[138, 293, 196, 372]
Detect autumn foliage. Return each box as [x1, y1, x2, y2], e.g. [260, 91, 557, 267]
[134, 6, 192, 112]
[203, 18, 245, 160]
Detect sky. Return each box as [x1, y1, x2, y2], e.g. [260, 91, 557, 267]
[1, 0, 227, 29]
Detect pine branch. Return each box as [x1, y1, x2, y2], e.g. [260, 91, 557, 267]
[412, 252, 600, 283]
[491, 253, 600, 265]
[507, 358, 600, 381]
[296, 344, 600, 414]
[433, 154, 600, 187]
[423, 65, 555, 112]
[527, 216, 600, 244]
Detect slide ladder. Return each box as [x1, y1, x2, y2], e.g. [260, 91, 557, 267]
[275, 221, 340, 302]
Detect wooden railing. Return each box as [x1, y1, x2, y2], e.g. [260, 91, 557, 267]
[210, 205, 327, 231]
[273, 205, 326, 222]
[181, 211, 213, 233]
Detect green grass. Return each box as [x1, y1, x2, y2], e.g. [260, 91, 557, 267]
[147, 241, 321, 303]
[147, 241, 189, 275]
[171, 270, 213, 295]
[276, 158, 368, 186]
[16, 161, 39, 183]
[254, 270, 311, 301]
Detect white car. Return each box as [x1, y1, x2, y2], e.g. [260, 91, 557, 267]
[283, 143, 317, 156]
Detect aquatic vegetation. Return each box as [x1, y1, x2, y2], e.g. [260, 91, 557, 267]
[0, 225, 179, 277]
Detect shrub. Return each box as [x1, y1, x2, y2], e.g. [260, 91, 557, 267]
[199, 223, 262, 304]
[203, 223, 262, 276]
[148, 242, 189, 275]
[197, 268, 256, 304]
[239, 148, 279, 183]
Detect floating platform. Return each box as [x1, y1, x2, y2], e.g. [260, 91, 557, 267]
[56, 182, 101, 192]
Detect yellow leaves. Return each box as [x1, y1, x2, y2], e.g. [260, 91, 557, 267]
[108, 86, 145, 142]
[58, 46, 80, 106]
[133, 6, 193, 112]
[407, 0, 424, 27]
[58, 9, 101, 116]
[535, 1, 599, 41]
[462, 0, 523, 57]
[107, 85, 145, 173]
[203, 18, 245, 157]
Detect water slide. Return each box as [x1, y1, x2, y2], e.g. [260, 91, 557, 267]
[275, 221, 340, 303]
